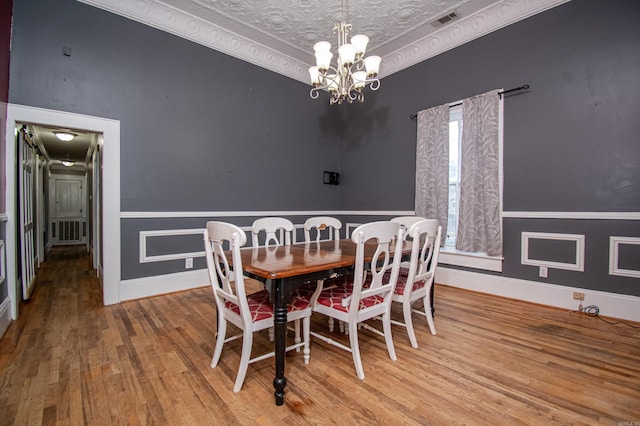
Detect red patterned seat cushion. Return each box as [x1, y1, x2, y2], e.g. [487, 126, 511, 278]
[322, 273, 373, 290]
[315, 284, 384, 313]
[224, 289, 311, 322]
[385, 268, 426, 296]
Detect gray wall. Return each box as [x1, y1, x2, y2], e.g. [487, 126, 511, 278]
[9, 0, 341, 213]
[9, 0, 342, 279]
[8, 0, 640, 295]
[339, 0, 640, 296]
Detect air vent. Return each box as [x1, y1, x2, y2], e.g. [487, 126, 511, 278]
[431, 11, 459, 27]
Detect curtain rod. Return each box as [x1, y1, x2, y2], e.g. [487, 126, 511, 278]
[409, 84, 530, 120]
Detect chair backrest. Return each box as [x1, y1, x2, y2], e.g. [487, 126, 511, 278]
[251, 217, 293, 247]
[404, 219, 442, 292]
[390, 216, 427, 239]
[348, 221, 404, 315]
[204, 221, 252, 323]
[304, 216, 342, 242]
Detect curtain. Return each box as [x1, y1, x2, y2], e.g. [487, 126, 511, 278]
[457, 89, 502, 256]
[415, 104, 449, 243]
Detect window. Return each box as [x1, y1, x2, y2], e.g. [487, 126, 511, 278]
[446, 104, 462, 248]
[415, 89, 503, 270]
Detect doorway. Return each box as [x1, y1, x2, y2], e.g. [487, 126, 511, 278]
[15, 122, 100, 302]
[5, 105, 121, 319]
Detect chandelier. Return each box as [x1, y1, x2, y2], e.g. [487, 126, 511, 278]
[308, 20, 381, 105]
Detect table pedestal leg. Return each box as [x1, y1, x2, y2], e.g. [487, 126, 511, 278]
[273, 304, 287, 405]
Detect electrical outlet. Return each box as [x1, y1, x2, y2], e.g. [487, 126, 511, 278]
[573, 291, 585, 300]
[539, 266, 548, 278]
[185, 258, 193, 269]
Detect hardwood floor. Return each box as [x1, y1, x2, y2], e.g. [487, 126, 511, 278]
[1, 246, 639, 425]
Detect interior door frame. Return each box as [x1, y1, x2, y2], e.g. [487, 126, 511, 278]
[17, 127, 36, 300]
[5, 104, 121, 319]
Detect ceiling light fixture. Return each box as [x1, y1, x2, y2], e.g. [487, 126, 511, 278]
[62, 160, 74, 167]
[308, 2, 381, 105]
[55, 132, 76, 142]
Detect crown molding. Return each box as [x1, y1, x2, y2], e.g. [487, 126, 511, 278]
[77, 0, 311, 83]
[381, 0, 571, 76]
[77, 0, 570, 84]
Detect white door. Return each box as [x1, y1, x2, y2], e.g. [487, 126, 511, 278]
[18, 128, 36, 300]
[52, 176, 86, 245]
[35, 158, 45, 266]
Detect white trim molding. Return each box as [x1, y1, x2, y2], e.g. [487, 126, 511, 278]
[77, 0, 310, 84]
[383, 0, 570, 77]
[0, 297, 11, 340]
[609, 236, 640, 278]
[121, 210, 414, 219]
[0, 240, 9, 338]
[120, 269, 208, 302]
[0, 240, 5, 286]
[521, 232, 585, 272]
[78, 0, 569, 83]
[139, 228, 205, 263]
[6, 104, 121, 311]
[436, 267, 640, 323]
[503, 211, 640, 220]
[439, 250, 503, 272]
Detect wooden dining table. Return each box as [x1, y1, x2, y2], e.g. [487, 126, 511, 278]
[237, 239, 411, 406]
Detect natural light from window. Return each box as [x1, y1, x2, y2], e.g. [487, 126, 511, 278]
[447, 105, 463, 248]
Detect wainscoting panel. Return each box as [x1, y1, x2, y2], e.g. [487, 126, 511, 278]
[521, 231, 585, 271]
[609, 236, 640, 278]
[117, 211, 638, 313]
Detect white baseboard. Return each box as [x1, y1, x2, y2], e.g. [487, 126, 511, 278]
[0, 297, 12, 339]
[436, 267, 640, 323]
[120, 269, 209, 301]
[118, 266, 640, 323]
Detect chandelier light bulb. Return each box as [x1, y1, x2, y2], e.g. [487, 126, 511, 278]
[338, 43, 356, 67]
[313, 41, 331, 52]
[350, 34, 368, 56]
[352, 71, 367, 89]
[315, 50, 333, 71]
[308, 66, 320, 85]
[364, 55, 381, 77]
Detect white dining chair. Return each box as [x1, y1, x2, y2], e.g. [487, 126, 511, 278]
[310, 221, 404, 380]
[304, 216, 342, 242]
[389, 219, 441, 348]
[303, 216, 343, 332]
[391, 215, 428, 233]
[204, 221, 313, 392]
[251, 217, 293, 247]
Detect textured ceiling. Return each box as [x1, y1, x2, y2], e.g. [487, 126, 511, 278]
[79, 0, 569, 83]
